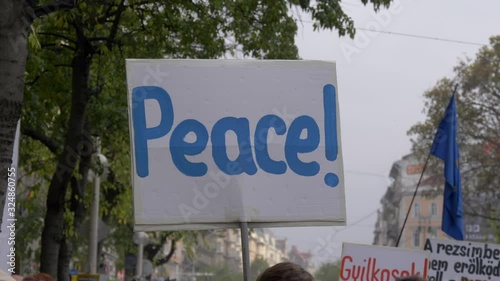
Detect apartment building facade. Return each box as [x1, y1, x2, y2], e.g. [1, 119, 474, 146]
[159, 228, 292, 280]
[373, 154, 495, 250]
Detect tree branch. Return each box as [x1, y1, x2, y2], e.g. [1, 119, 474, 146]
[89, 84, 104, 98]
[106, 0, 126, 50]
[89, 37, 110, 42]
[71, 122, 93, 231]
[34, 0, 76, 18]
[21, 127, 59, 154]
[41, 43, 76, 52]
[55, 64, 72, 68]
[26, 70, 49, 86]
[101, 170, 117, 222]
[97, 2, 116, 24]
[125, 0, 155, 8]
[144, 242, 163, 261]
[464, 211, 500, 222]
[469, 100, 500, 120]
[38, 32, 76, 44]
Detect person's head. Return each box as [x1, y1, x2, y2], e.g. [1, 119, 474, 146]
[22, 273, 55, 281]
[395, 276, 426, 281]
[12, 275, 24, 281]
[256, 262, 314, 281]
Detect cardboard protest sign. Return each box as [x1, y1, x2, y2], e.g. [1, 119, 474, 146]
[425, 238, 500, 281]
[340, 243, 429, 281]
[126, 60, 346, 231]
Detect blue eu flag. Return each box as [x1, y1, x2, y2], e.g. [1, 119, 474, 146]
[430, 90, 464, 240]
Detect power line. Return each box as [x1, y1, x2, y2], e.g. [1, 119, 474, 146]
[333, 208, 379, 234]
[356, 27, 486, 47]
[298, 19, 486, 47]
[344, 170, 388, 178]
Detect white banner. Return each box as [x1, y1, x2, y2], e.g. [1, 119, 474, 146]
[0, 121, 20, 273]
[126, 59, 345, 231]
[340, 243, 430, 281]
[425, 238, 500, 281]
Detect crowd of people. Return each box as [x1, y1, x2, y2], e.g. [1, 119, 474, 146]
[1, 262, 426, 281]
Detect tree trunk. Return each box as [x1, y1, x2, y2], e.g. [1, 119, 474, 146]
[40, 33, 92, 277]
[58, 123, 93, 281]
[0, 0, 32, 229]
[71, 122, 92, 234]
[144, 238, 176, 266]
[58, 238, 71, 281]
[154, 240, 176, 266]
[97, 240, 104, 273]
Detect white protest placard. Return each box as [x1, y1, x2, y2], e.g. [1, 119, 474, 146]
[126, 60, 345, 231]
[340, 243, 430, 281]
[424, 238, 500, 281]
[0, 121, 20, 273]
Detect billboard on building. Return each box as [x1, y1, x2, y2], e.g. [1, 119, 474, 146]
[126, 60, 346, 231]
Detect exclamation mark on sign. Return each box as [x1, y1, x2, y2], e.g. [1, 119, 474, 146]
[323, 84, 339, 187]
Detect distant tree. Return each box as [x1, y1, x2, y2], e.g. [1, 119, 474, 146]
[251, 257, 270, 279]
[408, 36, 500, 233]
[315, 260, 340, 281]
[200, 265, 242, 281]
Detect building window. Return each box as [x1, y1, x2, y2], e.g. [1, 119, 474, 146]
[216, 243, 224, 253]
[400, 202, 406, 221]
[414, 203, 421, 218]
[428, 227, 437, 238]
[430, 203, 438, 218]
[413, 228, 421, 247]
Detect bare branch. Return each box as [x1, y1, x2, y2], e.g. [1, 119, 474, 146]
[464, 211, 500, 222]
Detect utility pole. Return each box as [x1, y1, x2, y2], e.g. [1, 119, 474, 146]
[88, 172, 100, 273]
[89, 137, 108, 273]
[133, 232, 150, 280]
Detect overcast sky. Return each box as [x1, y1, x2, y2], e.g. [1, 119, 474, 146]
[271, 0, 500, 265]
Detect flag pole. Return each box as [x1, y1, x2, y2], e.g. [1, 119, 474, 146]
[395, 153, 431, 247]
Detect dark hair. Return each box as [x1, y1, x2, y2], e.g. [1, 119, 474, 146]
[395, 276, 426, 281]
[256, 262, 314, 281]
